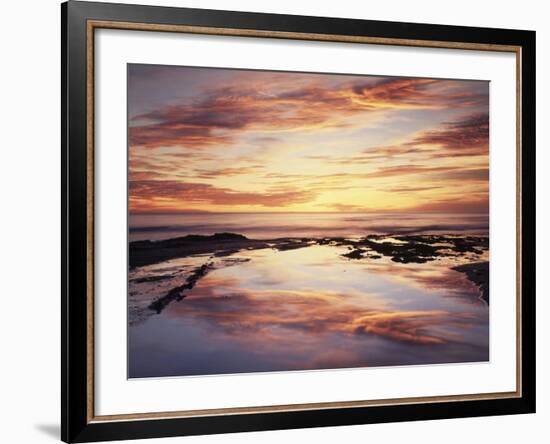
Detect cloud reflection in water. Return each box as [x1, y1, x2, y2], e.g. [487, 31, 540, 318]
[129, 245, 488, 378]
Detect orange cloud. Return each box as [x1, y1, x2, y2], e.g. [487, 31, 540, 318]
[407, 112, 489, 157]
[351, 78, 486, 110]
[129, 180, 317, 212]
[367, 164, 456, 178]
[384, 186, 441, 193]
[129, 79, 488, 149]
[318, 113, 489, 165]
[194, 165, 264, 179]
[128, 67, 489, 213]
[407, 197, 489, 213]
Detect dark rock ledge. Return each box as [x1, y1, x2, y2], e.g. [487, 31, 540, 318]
[452, 261, 490, 304]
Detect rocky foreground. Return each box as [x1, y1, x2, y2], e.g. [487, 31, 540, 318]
[130, 232, 489, 312]
[130, 232, 487, 266]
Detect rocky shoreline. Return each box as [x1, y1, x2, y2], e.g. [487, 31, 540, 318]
[130, 232, 489, 314]
[452, 261, 489, 303]
[130, 232, 488, 267]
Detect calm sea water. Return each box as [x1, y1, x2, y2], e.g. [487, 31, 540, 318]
[128, 212, 489, 378]
[129, 212, 489, 241]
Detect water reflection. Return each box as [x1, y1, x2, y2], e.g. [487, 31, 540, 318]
[129, 245, 488, 378]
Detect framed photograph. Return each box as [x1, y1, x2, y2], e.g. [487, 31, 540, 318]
[61, 1, 536, 442]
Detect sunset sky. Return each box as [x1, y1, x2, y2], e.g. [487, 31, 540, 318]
[128, 64, 489, 214]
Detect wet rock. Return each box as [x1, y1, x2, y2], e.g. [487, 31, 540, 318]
[452, 261, 489, 304]
[131, 274, 174, 284]
[149, 262, 213, 313]
[342, 249, 365, 260]
[130, 233, 269, 268]
[341, 234, 489, 264]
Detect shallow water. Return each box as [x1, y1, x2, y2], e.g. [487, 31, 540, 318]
[128, 242, 489, 378]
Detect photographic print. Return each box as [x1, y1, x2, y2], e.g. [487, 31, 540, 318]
[127, 64, 490, 379]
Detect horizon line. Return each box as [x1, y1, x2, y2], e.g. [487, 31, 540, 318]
[128, 210, 490, 215]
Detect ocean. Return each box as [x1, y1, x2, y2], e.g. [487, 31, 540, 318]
[128, 212, 489, 378]
[129, 212, 489, 242]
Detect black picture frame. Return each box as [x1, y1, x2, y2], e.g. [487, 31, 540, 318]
[62, 1, 536, 442]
